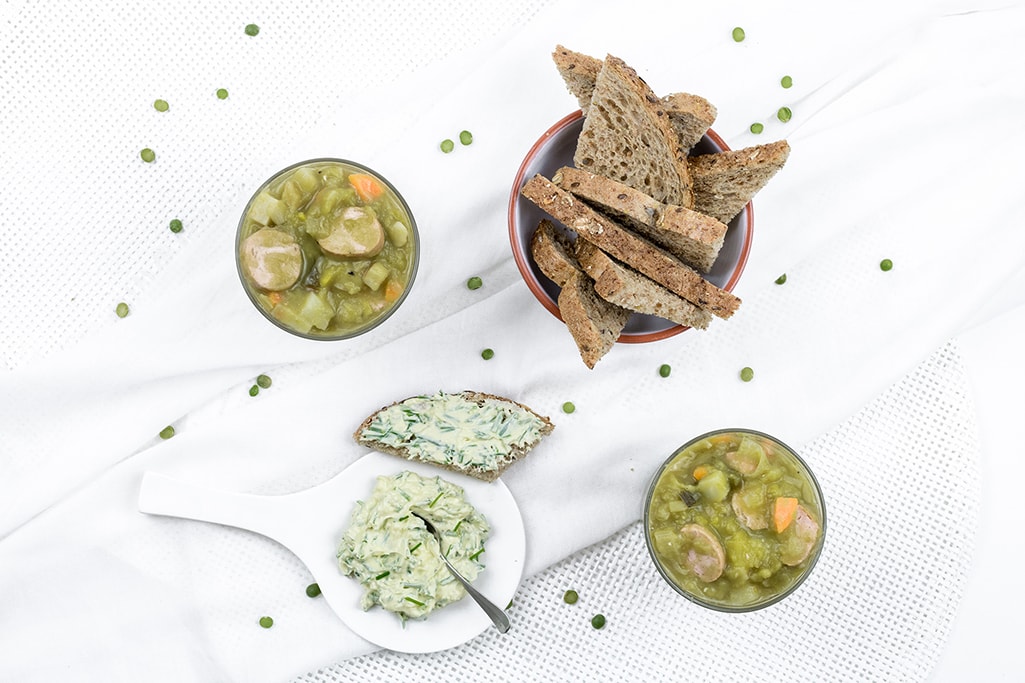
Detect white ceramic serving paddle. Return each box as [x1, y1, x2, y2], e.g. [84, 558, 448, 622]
[137, 451, 525, 653]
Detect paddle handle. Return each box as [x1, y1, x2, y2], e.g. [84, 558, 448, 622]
[138, 471, 288, 540]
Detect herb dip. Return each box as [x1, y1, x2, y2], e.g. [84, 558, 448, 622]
[337, 470, 490, 621]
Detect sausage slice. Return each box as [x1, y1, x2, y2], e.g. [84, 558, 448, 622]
[317, 206, 385, 258]
[240, 228, 302, 292]
[679, 523, 725, 583]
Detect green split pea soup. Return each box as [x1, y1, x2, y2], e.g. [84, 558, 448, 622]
[645, 429, 825, 611]
[236, 159, 418, 338]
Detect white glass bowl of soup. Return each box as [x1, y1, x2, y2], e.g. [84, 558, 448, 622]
[644, 429, 826, 612]
[236, 158, 419, 340]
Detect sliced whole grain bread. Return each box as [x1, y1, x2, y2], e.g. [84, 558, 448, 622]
[520, 174, 740, 319]
[558, 270, 631, 369]
[573, 54, 694, 208]
[552, 46, 715, 151]
[530, 218, 580, 287]
[552, 45, 602, 113]
[575, 239, 712, 330]
[552, 166, 726, 273]
[690, 139, 791, 225]
[660, 92, 718, 152]
[354, 390, 555, 482]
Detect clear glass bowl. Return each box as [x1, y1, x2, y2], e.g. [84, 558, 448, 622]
[643, 428, 826, 612]
[235, 158, 419, 340]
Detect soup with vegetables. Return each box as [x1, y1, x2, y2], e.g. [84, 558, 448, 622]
[236, 159, 417, 338]
[645, 430, 825, 610]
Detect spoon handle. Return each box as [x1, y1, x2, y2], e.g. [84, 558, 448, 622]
[440, 555, 511, 633]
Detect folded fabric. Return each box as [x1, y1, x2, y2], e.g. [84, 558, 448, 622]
[2, 0, 1025, 681]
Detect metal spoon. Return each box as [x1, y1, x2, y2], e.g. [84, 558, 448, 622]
[411, 510, 511, 633]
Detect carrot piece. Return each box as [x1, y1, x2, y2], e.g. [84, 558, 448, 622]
[773, 497, 799, 533]
[693, 465, 710, 481]
[268, 291, 284, 306]
[383, 279, 404, 303]
[349, 173, 384, 202]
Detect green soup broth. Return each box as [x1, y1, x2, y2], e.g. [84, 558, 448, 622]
[645, 430, 825, 611]
[236, 159, 417, 339]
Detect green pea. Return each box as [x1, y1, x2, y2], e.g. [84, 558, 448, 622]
[216, 88, 229, 100]
[563, 590, 579, 604]
[258, 616, 273, 628]
[749, 122, 764, 134]
[740, 367, 754, 382]
[169, 218, 183, 233]
[115, 302, 130, 318]
[305, 583, 321, 598]
[732, 27, 746, 42]
[562, 401, 575, 414]
[153, 99, 169, 112]
[591, 614, 606, 629]
[781, 75, 793, 89]
[466, 276, 483, 290]
[775, 273, 787, 285]
[659, 364, 671, 378]
[777, 106, 792, 123]
[245, 23, 260, 36]
[249, 385, 259, 397]
[481, 348, 494, 360]
[880, 258, 893, 271]
[159, 425, 175, 440]
[440, 139, 454, 153]
[256, 374, 272, 389]
[459, 130, 473, 145]
[140, 148, 155, 163]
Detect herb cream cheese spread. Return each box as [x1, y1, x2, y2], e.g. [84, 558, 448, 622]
[337, 470, 489, 621]
[357, 391, 548, 474]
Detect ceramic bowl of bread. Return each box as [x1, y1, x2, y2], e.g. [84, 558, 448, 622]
[508, 46, 791, 368]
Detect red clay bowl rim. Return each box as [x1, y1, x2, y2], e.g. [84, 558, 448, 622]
[507, 110, 753, 344]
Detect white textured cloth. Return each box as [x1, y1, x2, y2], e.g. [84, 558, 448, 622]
[306, 341, 981, 683]
[2, 0, 1025, 681]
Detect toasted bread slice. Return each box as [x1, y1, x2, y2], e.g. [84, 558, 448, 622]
[558, 270, 631, 369]
[552, 45, 602, 113]
[552, 46, 716, 151]
[354, 390, 555, 482]
[689, 140, 791, 225]
[520, 174, 740, 319]
[552, 166, 726, 273]
[573, 54, 693, 208]
[530, 219, 580, 287]
[575, 240, 712, 330]
[660, 93, 718, 152]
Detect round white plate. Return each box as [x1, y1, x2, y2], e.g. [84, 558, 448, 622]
[315, 452, 525, 652]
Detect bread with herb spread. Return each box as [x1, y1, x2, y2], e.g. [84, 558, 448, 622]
[354, 391, 555, 482]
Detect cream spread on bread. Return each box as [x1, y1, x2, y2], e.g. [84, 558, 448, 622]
[357, 391, 549, 473]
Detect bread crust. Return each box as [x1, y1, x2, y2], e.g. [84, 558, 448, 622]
[353, 391, 555, 482]
[530, 218, 580, 287]
[558, 271, 631, 368]
[575, 239, 711, 330]
[553, 166, 726, 272]
[520, 174, 740, 319]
